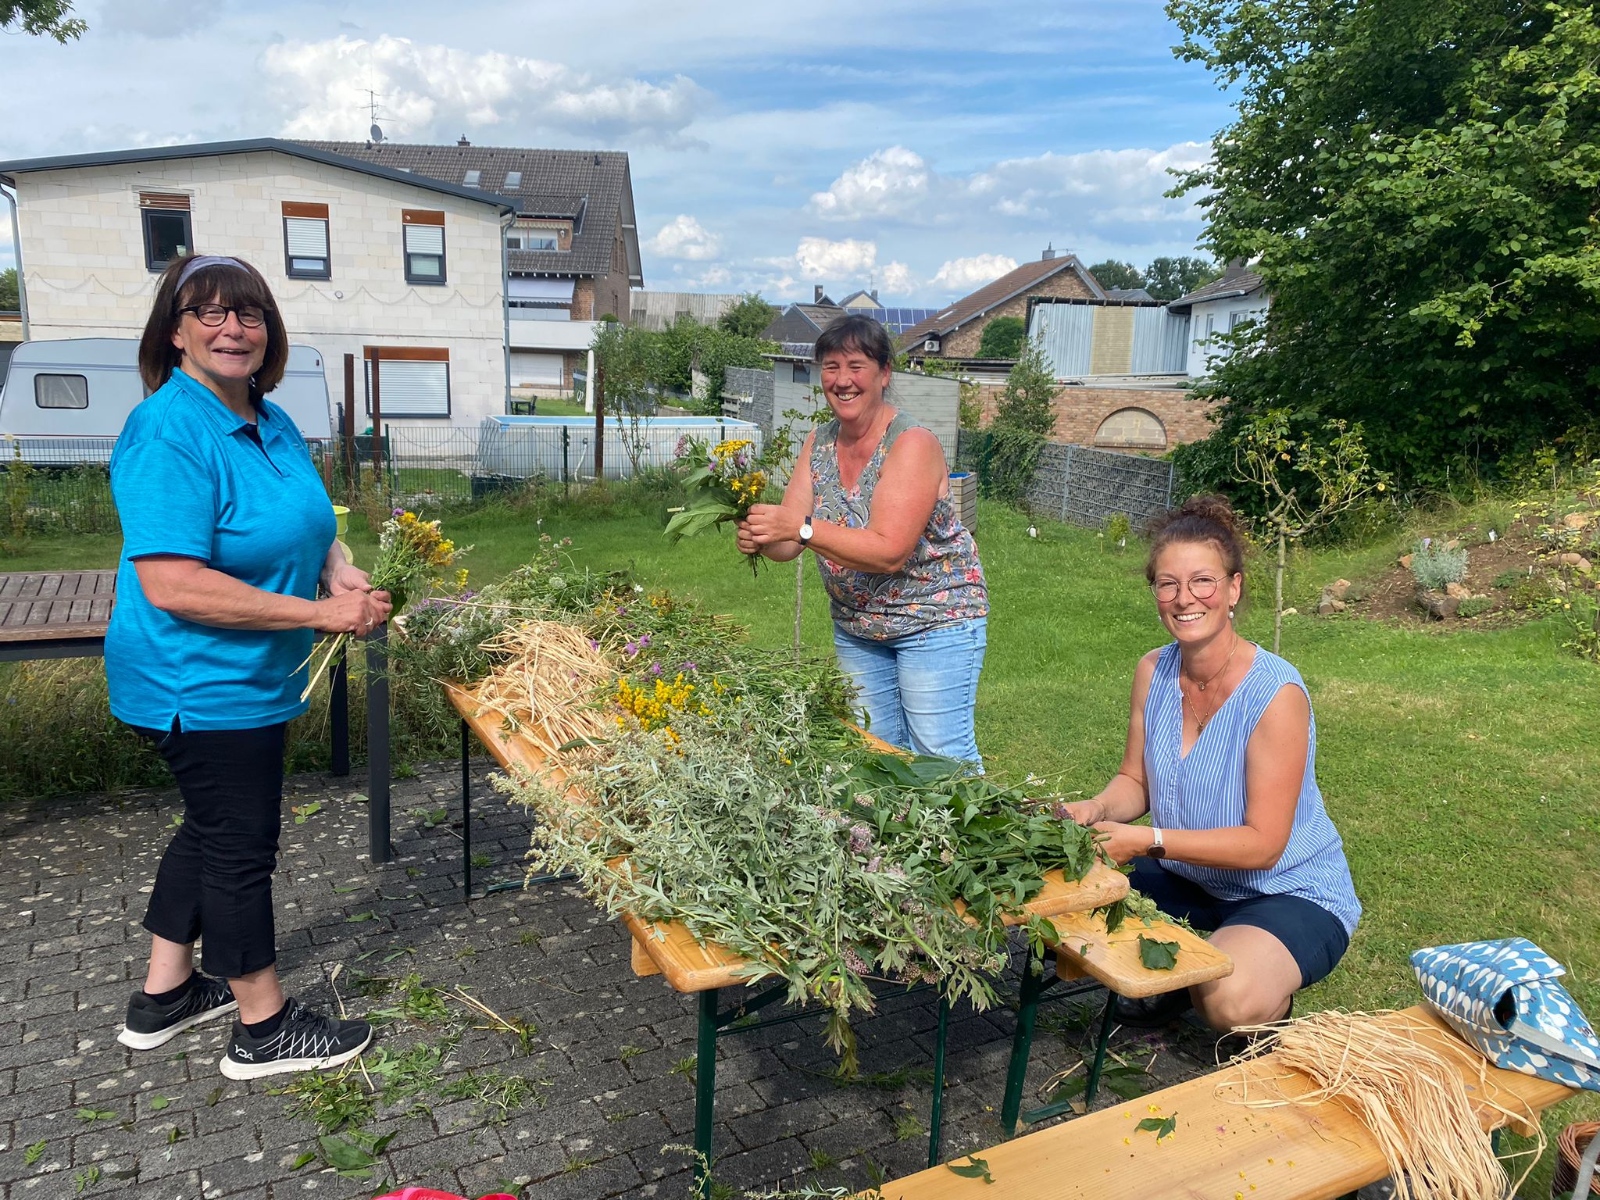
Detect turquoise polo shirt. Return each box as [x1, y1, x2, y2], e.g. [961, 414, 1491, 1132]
[107, 367, 335, 731]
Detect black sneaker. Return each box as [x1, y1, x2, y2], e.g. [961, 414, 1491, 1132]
[219, 998, 373, 1080]
[117, 974, 238, 1050]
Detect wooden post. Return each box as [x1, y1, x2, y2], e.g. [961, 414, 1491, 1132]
[592, 363, 605, 482]
[369, 347, 384, 480]
[342, 354, 357, 504]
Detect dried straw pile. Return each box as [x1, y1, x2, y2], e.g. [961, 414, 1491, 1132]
[470, 621, 615, 759]
[1223, 1009, 1540, 1200]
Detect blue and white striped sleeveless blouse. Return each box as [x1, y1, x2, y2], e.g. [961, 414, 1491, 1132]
[1144, 642, 1361, 935]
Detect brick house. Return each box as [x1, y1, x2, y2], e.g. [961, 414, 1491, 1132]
[898, 250, 1105, 360]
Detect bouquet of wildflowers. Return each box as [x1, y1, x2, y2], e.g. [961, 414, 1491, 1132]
[664, 437, 770, 575]
[300, 509, 468, 700]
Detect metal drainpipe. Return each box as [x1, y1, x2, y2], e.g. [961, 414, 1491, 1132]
[2, 182, 30, 340]
[500, 206, 514, 414]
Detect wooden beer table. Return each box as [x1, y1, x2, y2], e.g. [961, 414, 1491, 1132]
[443, 678, 1131, 1197]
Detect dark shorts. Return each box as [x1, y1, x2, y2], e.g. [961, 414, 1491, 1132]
[1129, 858, 1350, 990]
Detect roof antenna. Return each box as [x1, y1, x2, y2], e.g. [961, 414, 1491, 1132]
[366, 89, 385, 144]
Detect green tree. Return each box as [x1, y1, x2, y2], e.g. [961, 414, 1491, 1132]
[0, 268, 18, 311]
[1, 0, 84, 39]
[994, 339, 1057, 436]
[1235, 412, 1388, 653]
[982, 338, 1059, 503]
[1143, 255, 1219, 303]
[1087, 259, 1145, 292]
[717, 293, 777, 340]
[1168, 0, 1600, 487]
[975, 316, 1026, 359]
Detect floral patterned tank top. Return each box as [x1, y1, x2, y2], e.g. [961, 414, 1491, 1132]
[810, 412, 988, 641]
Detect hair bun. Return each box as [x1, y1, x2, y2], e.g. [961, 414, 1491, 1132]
[1178, 494, 1242, 538]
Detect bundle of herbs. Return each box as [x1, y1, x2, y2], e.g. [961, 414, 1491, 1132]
[495, 681, 1100, 1073]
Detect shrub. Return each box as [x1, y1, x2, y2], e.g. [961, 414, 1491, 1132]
[976, 316, 1026, 360]
[1491, 569, 1525, 590]
[1408, 539, 1468, 591]
[1103, 512, 1131, 550]
[1457, 596, 1494, 618]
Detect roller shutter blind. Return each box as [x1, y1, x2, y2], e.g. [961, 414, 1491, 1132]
[510, 352, 563, 386]
[364, 357, 450, 417]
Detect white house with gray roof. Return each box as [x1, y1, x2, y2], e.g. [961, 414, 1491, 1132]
[1165, 261, 1269, 378]
[0, 137, 644, 427]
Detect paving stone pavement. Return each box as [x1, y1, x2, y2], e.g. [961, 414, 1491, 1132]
[0, 759, 1222, 1200]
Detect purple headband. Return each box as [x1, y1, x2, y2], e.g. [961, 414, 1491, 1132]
[175, 255, 249, 291]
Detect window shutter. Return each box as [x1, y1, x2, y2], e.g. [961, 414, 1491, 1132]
[365, 354, 450, 417]
[404, 224, 445, 255]
[140, 192, 191, 210]
[285, 217, 329, 258]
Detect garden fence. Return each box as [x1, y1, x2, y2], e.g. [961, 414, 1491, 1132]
[956, 430, 1175, 530]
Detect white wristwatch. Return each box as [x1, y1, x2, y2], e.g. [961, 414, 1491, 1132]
[1147, 826, 1167, 859]
[799, 513, 815, 546]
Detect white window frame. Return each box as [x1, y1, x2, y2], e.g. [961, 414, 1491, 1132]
[364, 352, 451, 418]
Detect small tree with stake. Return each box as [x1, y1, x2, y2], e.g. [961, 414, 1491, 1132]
[1235, 411, 1387, 653]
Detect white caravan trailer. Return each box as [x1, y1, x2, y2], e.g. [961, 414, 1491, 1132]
[0, 338, 333, 464]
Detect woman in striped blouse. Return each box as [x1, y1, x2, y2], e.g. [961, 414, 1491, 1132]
[1061, 495, 1360, 1031]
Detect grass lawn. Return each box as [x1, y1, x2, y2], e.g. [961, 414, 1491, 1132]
[4, 496, 1597, 1182]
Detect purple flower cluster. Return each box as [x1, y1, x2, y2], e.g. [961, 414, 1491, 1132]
[842, 947, 871, 977]
[623, 632, 652, 659]
[847, 823, 874, 856]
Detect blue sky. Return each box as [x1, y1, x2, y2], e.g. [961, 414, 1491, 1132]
[0, 0, 1233, 302]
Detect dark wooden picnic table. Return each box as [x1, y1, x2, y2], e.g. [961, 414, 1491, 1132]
[0, 569, 118, 661]
[0, 569, 391, 862]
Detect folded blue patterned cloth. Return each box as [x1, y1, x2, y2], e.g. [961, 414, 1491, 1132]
[1412, 937, 1600, 1092]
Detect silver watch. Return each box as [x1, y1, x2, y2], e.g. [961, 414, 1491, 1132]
[799, 514, 815, 546]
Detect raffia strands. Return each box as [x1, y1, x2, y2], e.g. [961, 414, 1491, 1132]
[470, 621, 615, 759]
[1220, 1009, 1543, 1200]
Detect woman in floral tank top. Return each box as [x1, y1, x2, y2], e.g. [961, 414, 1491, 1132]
[737, 315, 988, 763]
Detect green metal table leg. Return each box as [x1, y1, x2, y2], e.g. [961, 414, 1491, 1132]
[694, 987, 719, 1200]
[1083, 990, 1118, 1109]
[928, 988, 951, 1168]
[1000, 951, 1049, 1136]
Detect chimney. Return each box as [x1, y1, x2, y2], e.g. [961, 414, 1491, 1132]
[814, 286, 825, 303]
[457, 135, 471, 147]
[1042, 243, 1056, 261]
[1222, 256, 1248, 279]
[870, 289, 878, 302]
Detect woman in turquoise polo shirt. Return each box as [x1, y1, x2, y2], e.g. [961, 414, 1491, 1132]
[108, 254, 388, 1079]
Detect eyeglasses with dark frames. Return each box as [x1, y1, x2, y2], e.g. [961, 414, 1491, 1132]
[178, 303, 267, 329]
[1150, 574, 1226, 603]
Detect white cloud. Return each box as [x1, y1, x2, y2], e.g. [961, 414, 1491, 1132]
[646, 215, 720, 261]
[793, 236, 878, 281]
[809, 145, 931, 220]
[261, 35, 703, 144]
[801, 140, 1212, 238]
[878, 261, 914, 294]
[931, 254, 1017, 291]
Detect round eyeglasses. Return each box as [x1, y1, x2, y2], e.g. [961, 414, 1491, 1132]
[1151, 574, 1223, 603]
[179, 303, 267, 328]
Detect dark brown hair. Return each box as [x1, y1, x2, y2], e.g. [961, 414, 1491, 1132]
[814, 314, 893, 370]
[137, 255, 289, 404]
[1145, 494, 1249, 589]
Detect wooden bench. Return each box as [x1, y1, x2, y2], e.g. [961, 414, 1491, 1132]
[1000, 911, 1233, 1134]
[863, 1005, 1578, 1200]
[442, 675, 1131, 1198]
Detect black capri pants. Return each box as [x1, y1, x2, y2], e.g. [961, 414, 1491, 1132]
[136, 721, 287, 980]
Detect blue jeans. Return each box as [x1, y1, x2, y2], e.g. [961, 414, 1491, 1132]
[832, 617, 987, 764]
